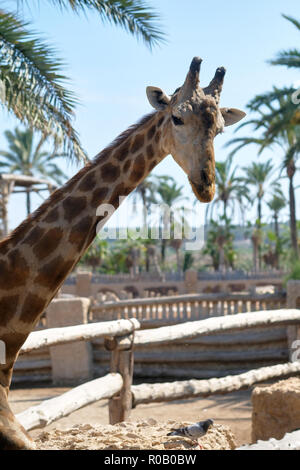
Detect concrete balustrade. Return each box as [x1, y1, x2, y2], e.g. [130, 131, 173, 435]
[46, 297, 92, 385]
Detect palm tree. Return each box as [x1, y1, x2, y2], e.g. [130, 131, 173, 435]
[268, 15, 300, 69]
[226, 90, 299, 258]
[203, 218, 235, 272]
[241, 160, 274, 225]
[241, 160, 274, 269]
[266, 190, 286, 269]
[155, 176, 186, 265]
[267, 14, 300, 258]
[0, 127, 67, 214]
[267, 191, 286, 241]
[0, 2, 164, 160]
[131, 176, 157, 227]
[207, 154, 250, 221]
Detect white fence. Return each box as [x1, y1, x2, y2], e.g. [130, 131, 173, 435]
[17, 308, 300, 431]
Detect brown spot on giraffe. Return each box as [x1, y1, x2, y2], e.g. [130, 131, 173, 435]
[68, 216, 94, 248]
[114, 141, 130, 162]
[91, 187, 109, 208]
[129, 154, 146, 184]
[131, 134, 145, 153]
[101, 163, 120, 182]
[63, 196, 87, 222]
[109, 183, 126, 208]
[19, 293, 46, 324]
[146, 144, 154, 159]
[33, 228, 63, 260]
[24, 227, 45, 246]
[85, 219, 104, 247]
[109, 183, 134, 208]
[44, 207, 59, 223]
[0, 295, 19, 324]
[34, 256, 74, 291]
[157, 117, 164, 127]
[78, 171, 97, 192]
[123, 160, 131, 173]
[155, 130, 161, 144]
[147, 125, 156, 140]
[0, 251, 29, 290]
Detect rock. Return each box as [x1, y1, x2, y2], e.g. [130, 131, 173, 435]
[36, 421, 236, 450]
[251, 377, 300, 443]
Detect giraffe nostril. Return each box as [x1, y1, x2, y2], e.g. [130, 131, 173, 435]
[201, 169, 210, 185]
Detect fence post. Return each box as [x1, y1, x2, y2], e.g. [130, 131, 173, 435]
[105, 333, 135, 424]
[76, 271, 92, 297]
[184, 270, 198, 293]
[286, 280, 300, 361]
[46, 297, 92, 384]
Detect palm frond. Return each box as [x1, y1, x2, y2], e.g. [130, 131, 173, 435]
[0, 9, 87, 161]
[17, 0, 166, 49]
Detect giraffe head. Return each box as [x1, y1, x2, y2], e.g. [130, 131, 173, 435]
[146, 57, 246, 203]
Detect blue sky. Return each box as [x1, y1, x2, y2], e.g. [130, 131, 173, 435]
[1, 0, 300, 229]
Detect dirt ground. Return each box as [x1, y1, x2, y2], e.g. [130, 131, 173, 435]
[9, 384, 252, 447]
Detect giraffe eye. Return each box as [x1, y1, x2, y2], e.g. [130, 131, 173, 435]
[172, 115, 184, 126]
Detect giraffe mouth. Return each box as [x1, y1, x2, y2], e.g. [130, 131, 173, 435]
[189, 175, 215, 203]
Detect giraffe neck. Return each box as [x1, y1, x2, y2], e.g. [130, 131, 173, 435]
[0, 111, 167, 387]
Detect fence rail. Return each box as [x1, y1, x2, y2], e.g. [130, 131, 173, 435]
[21, 318, 140, 354]
[16, 307, 300, 432]
[91, 292, 286, 323]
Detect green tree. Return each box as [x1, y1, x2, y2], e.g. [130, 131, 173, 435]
[226, 90, 299, 258]
[80, 239, 108, 271]
[267, 190, 286, 241]
[155, 176, 186, 265]
[241, 160, 274, 225]
[0, 2, 164, 159]
[131, 176, 157, 227]
[0, 127, 67, 214]
[203, 218, 235, 272]
[207, 154, 249, 221]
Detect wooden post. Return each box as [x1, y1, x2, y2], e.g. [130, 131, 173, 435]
[106, 333, 135, 424]
[286, 280, 300, 361]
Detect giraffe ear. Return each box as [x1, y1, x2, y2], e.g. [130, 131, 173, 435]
[220, 108, 246, 126]
[146, 86, 171, 110]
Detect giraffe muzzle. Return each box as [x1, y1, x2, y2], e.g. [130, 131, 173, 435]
[188, 151, 216, 203]
[189, 176, 216, 203]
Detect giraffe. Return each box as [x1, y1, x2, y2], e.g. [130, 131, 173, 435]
[0, 57, 245, 449]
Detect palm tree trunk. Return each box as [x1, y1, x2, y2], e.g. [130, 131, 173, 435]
[288, 174, 299, 258]
[223, 200, 227, 219]
[161, 238, 166, 265]
[274, 212, 280, 269]
[258, 198, 262, 224]
[274, 213, 279, 239]
[257, 197, 262, 270]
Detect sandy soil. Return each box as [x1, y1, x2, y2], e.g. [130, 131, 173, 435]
[35, 421, 236, 450]
[9, 384, 252, 448]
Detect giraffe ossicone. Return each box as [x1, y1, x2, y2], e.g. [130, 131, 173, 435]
[0, 57, 245, 449]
